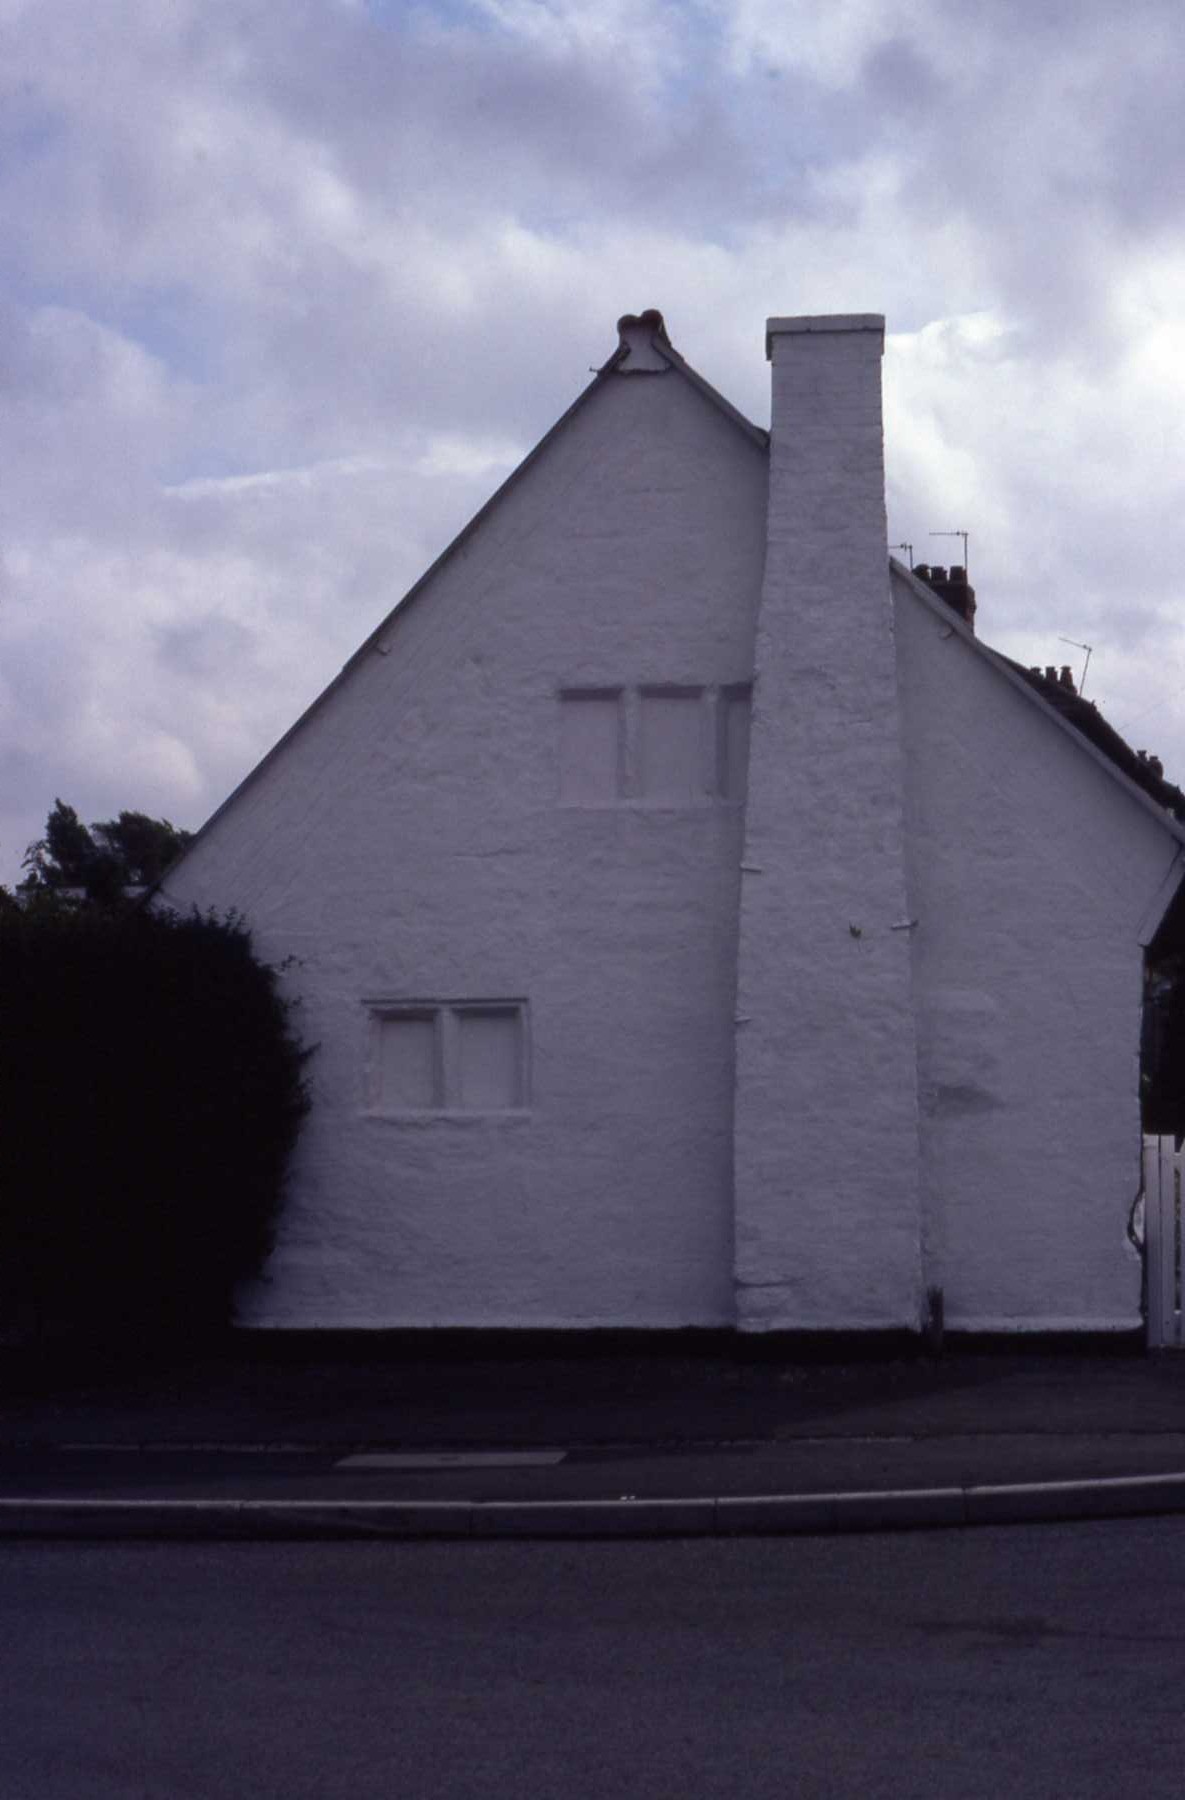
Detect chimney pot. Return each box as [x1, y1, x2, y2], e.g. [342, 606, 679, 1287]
[917, 561, 976, 634]
[1059, 665, 1075, 691]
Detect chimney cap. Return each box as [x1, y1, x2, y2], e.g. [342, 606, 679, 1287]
[766, 314, 884, 358]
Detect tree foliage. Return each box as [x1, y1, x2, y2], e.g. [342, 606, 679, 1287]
[0, 900, 312, 1336]
[20, 799, 193, 903]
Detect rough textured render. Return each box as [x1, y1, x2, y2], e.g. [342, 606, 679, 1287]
[733, 318, 923, 1330]
[159, 307, 1185, 1336]
[160, 319, 768, 1326]
[894, 568, 1184, 1331]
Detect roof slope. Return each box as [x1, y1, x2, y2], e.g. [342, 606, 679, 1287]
[158, 313, 766, 879]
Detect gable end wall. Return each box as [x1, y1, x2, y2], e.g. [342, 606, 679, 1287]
[161, 365, 768, 1327]
[895, 571, 1179, 1329]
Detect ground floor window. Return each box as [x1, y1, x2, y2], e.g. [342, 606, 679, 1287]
[367, 1000, 528, 1115]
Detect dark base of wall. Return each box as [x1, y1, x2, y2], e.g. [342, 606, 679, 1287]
[209, 1324, 1149, 1364]
[0, 1322, 1149, 1375]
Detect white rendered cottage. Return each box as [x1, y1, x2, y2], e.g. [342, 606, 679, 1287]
[159, 310, 1185, 1335]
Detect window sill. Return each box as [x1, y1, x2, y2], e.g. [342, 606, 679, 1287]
[361, 1108, 533, 1125]
[558, 797, 743, 810]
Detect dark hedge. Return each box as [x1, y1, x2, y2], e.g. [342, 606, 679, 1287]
[0, 898, 312, 1334]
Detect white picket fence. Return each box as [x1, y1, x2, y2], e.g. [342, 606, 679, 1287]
[1144, 1135, 1185, 1348]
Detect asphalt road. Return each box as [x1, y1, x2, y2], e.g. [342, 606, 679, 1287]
[5, 1521, 1185, 1799]
[9, 1431, 1185, 1502]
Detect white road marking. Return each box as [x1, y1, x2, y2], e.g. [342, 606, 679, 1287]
[334, 1450, 568, 1470]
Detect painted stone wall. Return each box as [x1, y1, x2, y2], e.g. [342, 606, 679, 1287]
[894, 571, 1182, 1330]
[162, 354, 768, 1326]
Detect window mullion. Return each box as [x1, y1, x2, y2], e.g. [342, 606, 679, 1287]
[620, 688, 639, 799]
[438, 1007, 456, 1109]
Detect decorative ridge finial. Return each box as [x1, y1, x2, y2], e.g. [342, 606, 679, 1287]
[616, 308, 670, 345]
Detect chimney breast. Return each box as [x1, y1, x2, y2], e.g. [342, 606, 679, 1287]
[734, 310, 922, 1331]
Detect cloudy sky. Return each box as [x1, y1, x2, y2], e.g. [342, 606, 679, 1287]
[3, 0, 1185, 883]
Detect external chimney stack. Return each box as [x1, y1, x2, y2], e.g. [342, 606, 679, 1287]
[732, 314, 922, 1332]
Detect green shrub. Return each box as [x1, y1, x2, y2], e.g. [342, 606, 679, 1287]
[0, 896, 312, 1335]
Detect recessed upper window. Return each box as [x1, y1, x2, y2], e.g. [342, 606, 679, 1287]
[559, 690, 622, 802]
[639, 688, 705, 801]
[369, 1002, 528, 1116]
[558, 684, 751, 805]
[717, 685, 752, 802]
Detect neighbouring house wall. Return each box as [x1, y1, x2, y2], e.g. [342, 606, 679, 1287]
[733, 318, 923, 1331]
[894, 571, 1182, 1330]
[161, 360, 768, 1326]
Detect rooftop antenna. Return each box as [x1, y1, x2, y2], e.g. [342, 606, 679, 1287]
[1058, 635, 1093, 697]
[891, 541, 914, 567]
[929, 529, 969, 574]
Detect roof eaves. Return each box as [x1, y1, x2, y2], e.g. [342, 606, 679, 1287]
[891, 557, 1185, 849]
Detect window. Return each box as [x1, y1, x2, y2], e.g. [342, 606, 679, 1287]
[376, 1012, 438, 1110]
[717, 684, 752, 802]
[558, 683, 752, 805]
[559, 690, 621, 802]
[639, 688, 706, 801]
[368, 1002, 528, 1114]
[457, 1008, 523, 1110]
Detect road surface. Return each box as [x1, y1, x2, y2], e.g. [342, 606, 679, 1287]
[5, 1519, 1185, 1797]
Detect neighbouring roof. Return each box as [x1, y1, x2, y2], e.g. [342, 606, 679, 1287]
[1005, 662, 1185, 824]
[895, 559, 1185, 845]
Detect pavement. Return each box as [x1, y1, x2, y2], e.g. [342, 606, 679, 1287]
[4, 1338, 1185, 1538]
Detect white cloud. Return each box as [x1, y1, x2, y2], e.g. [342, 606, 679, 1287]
[719, 0, 937, 86]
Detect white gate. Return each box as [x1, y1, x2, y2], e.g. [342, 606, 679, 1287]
[1144, 1135, 1185, 1348]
